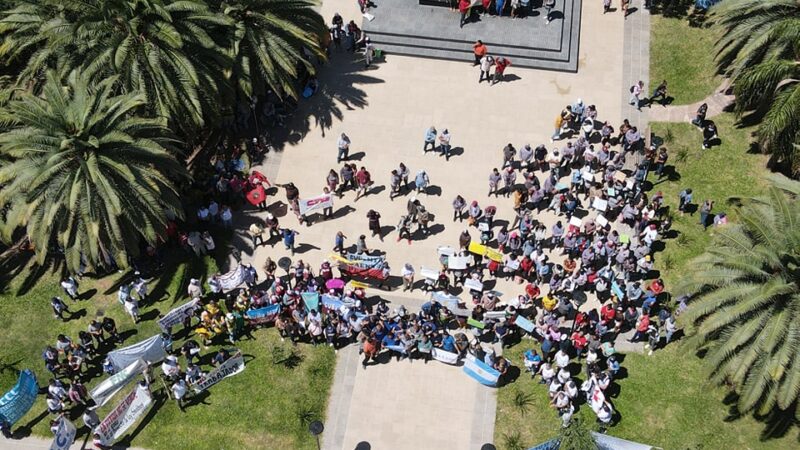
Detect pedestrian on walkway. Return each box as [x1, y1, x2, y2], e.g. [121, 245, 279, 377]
[692, 103, 708, 127]
[629, 81, 644, 110]
[415, 170, 430, 194]
[282, 228, 298, 255]
[355, 166, 372, 201]
[439, 129, 452, 160]
[402, 263, 415, 291]
[479, 55, 494, 83]
[423, 126, 437, 153]
[337, 133, 351, 163]
[459, 0, 471, 28]
[399, 162, 411, 191]
[650, 80, 668, 106]
[473, 40, 487, 65]
[390, 169, 402, 200]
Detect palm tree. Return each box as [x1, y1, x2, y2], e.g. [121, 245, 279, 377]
[218, 0, 326, 101]
[711, 0, 800, 173]
[677, 183, 800, 417]
[0, 70, 186, 273]
[0, 0, 233, 132]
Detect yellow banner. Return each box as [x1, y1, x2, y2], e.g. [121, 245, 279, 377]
[468, 242, 503, 262]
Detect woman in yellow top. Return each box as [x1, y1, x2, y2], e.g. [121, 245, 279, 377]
[542, 294, 557, 311]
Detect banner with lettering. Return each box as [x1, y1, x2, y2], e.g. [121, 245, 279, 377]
[192, 352, 245, 393]
[431, 348, 459, 365]
[49, 418, 76, 450]
[107, 334, 167, 371]
[298, 193, 334, 215]
[158, 299, 199, 331]
[0, 369, 38, 425]
[97, 385, 152, 442]
[219, 264, 246, 291]
[244, 305, 281, 324]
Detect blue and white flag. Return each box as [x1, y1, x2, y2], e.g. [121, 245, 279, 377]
[245, 304, 281, 324]
[463, 354, 501, 387]
[385, 344, 407, 354]
[0, 369, 38, 425]
[321, 295, 343, 311]
[515, 315, 535, 333]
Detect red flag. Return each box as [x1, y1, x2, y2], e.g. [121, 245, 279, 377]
[246, 185, 266, 206]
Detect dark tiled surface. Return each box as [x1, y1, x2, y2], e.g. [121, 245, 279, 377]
[363, 0, 582, 71]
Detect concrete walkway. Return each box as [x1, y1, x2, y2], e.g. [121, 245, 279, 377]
[647, 80, 734, 123]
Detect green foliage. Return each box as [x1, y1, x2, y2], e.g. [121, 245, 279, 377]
[0, 70, 186, 273]
[502, 431, 525, 450]
[711, 0, 800, 174]
[558, 417, 598, 450]
[678, 180, 800, 417]
[511, 389, 534, 416]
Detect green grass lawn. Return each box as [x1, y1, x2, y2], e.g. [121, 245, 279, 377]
[650, 14, 722, 105]
[494, 114, 800, 449]
[0, 251, 334, 449]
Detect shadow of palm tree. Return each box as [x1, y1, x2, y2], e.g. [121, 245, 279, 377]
[269, 55, 385, 150]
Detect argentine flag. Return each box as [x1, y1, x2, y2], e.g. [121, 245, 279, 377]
[463, 354, 501, 387]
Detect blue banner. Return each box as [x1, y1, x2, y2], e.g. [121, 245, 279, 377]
[302, 292, 320, 313]
[611, 281, 625, 300]
[515, 315, 535, 333]
[245, 304, 281, 324]
[0, 369, 38, 425]
[321, 295, 343, 311]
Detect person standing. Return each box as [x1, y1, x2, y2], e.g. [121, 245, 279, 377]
[544, 0, 556, 24]
[249, 220, 266, 247]
[399, 162, 411, 192]
[50, 297, 70, 321]
[397, 215, 413, 244]
[452, 195, 467, 222]
[282, 228, 298, 255]
[489, 168, 502, 197]
[133, 273, 148, 303]
[629, 80, 644, 110]
[439, 129, 452, 160]
[479, 55, 494, 84]
[367, 209, 383, 241]
[390, 169, 402, 200]
[402, 263, 415, 291]
[355, 166, 372, 201]
[415, 170, 430, 195]
[692, 103, 708, 127]
[423, 126, 437, 153]
[171, 378, 188, 412]
[699, 200, 714, 229]
[60, 277, 79, 300]
[364, 38, 375, 68]
[334, 231, 348, 253]
[654, 147, 668, 179]
[337, 133, 351, 163]
[472, 40, 487, 65]
[678, 188, 693, 216]
[459, 0, 471, 28]
[493, 57, 511, 84]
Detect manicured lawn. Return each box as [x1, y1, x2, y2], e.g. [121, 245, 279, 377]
[494, 115, 800, 448]
[650, 14, 722, 105]
[0, 251, 335, 449]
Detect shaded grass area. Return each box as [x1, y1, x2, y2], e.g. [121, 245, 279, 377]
[0, 251, 335, 449]
[494, 115, 800, 448]
[649, 13, 722, 105]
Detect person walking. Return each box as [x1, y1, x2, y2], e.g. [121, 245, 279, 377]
[479, 55, 494, 84]
[654, 148, 668, 179]
[282, 228, 298, 255]
[699, 200, 713, 229]
[355, 166, 372, 201]
[402, 263, 415, 291]
[423, 126, 437, 153]
[678, 188, 693, 216]
[629, 80, 644, 110]
[650, 80, 668, 106]
[337, 133, 351, 163]
[493, 57, 511, 84]
[459, 0, 471, 28]
[415, 170, 430, 195]
[439, 129, 452, 160]
[473, 40, 487, 65]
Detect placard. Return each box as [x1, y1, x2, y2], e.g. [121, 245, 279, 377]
[448, 256, 469, 270]
[592, 198, 608, 211]
[596, 214, 609, 227]
[569, 216, 582, 228]
[464, 278, 484, 292]
[420, 267, 439, 280]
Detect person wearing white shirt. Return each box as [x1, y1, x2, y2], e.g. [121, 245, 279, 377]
[555, 349, 570, 369]
[197, 206, 209, 222]
[171, 379, 188, 411]
[208, 275, 222, 295]
[401, 263, 415, 292]
[220, 206, 233, 229]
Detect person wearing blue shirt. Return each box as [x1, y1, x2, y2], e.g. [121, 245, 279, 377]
[441, 334, 456, 352]
[423, 126, 437, 153]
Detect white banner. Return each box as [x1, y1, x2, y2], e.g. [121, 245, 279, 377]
[158, 299, 199, 331]
[464, 279, 484, 292]
[420, 267, 439, 280]
[97, 385, 152, 443]
[192, 352, 245, 393]
[49, 418, 76, 450]
[219, 265, 246, 291]
[447, 256, 470, 270]
[299, 193, 334, 215]
[108, 335, 166, 372]
[90, 359, 146, 407]
[431, 348, 459, 365]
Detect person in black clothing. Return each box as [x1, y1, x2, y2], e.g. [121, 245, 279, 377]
[692, 103, 708, 127]
[102, 317, 122, 343]
[649, 80, 668, 106]
[702, 120, 718, 149]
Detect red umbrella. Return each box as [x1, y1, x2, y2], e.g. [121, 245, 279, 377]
[246, 184, 266, 206]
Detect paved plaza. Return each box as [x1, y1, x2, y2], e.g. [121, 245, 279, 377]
[234, 0, 639, 448]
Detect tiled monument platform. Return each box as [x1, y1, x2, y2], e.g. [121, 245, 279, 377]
[363, 0, 582, 71]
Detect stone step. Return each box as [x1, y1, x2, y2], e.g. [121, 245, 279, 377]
[369, 31, 577, 71]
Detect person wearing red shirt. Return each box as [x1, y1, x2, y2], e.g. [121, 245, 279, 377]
[472, 40, 488, 65]
[630, 313, 650, 343]
[520, 256, 534, 279]
[525, 283, 540, 301]
[355, 166, 372, 201]
[493, 57, 512, 84]
[600, 302, 615, 323]
[571, 331, 587, 358]
[459, 0, 471, 28]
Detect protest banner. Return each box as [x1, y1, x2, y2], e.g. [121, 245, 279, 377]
[467, 317, 485, 329]
[192, 352, 245, 393]
[436, 246, 455, 256]
[484, 311, 506, 320]
[50, 418, 76, 450]
[90, 359, 147, 406]
[344, 253, 385, 269]
[219, 264, 246, 291]
[447, 255, 470, 270]
[97, 385, 152, 442]
[157, 299, 199, 331]
[302, 292, 320, 313]
[385, 344, 407, 354]
[321, 294, 343, 311]
[298, 193, 334, 215]
[464, 278, 484, 292]
[569, 216, 583, 228]
[244, 304, 281, 324]
[431, 348, 459, 365]
[420, 267, 439, 280]
[596, 214, 609, 228]
[592, 198, 608, 211]
[467, 242, 502, 262]
[108, 335, 167, 371]
[463, 354, 501, 387]
[514, 315, 535, 333]
[0, 369, 38, 425]
[611, 281, 625, 300]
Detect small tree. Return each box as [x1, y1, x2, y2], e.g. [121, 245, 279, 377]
[558, 417, 597, 450]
